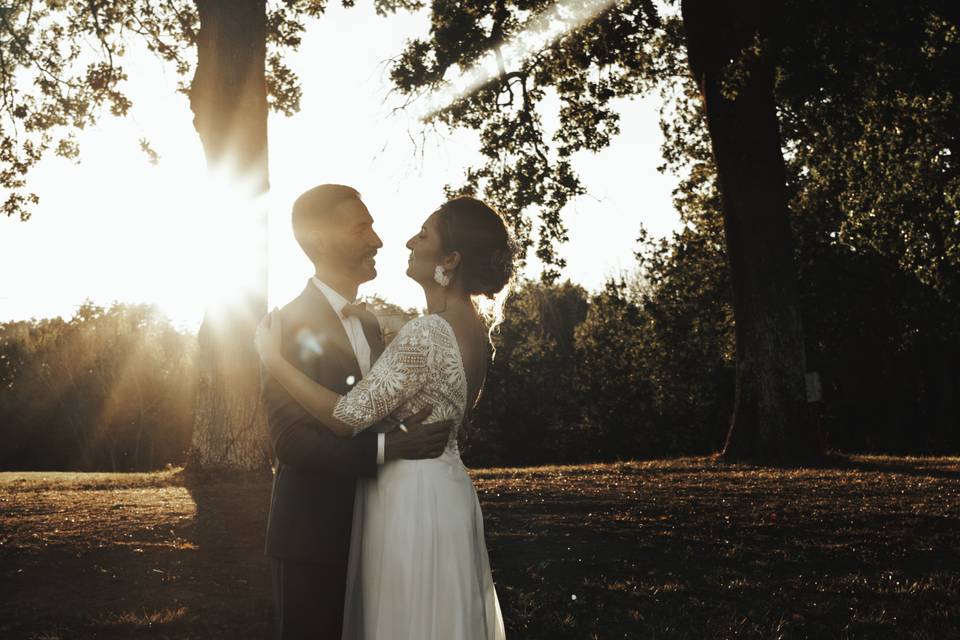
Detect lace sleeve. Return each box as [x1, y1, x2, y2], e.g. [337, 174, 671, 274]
[333, 317, 431, 435]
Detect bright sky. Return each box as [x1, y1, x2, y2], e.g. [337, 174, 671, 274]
[0, 4, 679, 331]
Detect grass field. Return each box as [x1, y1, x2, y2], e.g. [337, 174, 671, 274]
[1, 456, 958, 639]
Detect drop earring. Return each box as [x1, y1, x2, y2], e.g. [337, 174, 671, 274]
[434, 265, 450, 287]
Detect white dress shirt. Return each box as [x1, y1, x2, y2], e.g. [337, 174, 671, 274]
[311, 277, 385, 465]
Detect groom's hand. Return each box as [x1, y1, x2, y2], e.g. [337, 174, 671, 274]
[383, 406, 453, 461]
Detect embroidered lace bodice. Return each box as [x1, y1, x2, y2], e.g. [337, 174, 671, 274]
[333, 314, 466, 455]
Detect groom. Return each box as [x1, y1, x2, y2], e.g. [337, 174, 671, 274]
[260, 184, 451, 639]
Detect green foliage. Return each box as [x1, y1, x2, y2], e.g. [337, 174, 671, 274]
[359, 293, 419, 317]
[465, 269, 731, 465]
[572, 280, 653, 457]
[466, 279, 589, 465]
[0, 302, 196, 470]
[389, 0, 668, 278]
[393, 0, 960, 456]
[633, 224, 735, 449]
[776, 1, 960, 304]
[570, 232, 734, 459]
[360, 293, 420, 343]
[683, 0, 960, 451]
[1, 1, 195, 220]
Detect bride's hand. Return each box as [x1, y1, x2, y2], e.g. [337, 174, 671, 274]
[255, 308, 283, 368]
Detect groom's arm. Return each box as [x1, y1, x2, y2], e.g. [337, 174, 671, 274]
[261, 362, 378, 477]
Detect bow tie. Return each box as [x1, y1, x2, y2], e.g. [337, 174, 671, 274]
[341, 302, 367, 319]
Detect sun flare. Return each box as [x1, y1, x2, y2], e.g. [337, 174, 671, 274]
[123, 161, 273, 331]
[417, 0, 619, 121]
[184, 173, 270, 317]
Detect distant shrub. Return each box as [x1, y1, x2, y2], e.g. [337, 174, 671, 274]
[4, 240, 957, 472]
[0, 302, 196, 471]
[572, 281, 656, 459]
[464, 280, 589, 466]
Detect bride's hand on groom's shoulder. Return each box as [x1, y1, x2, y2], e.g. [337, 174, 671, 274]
[255, 308, 283, 369]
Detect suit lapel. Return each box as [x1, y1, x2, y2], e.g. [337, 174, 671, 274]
[301, 280, 363, 384]
[359, 311, 385, 365]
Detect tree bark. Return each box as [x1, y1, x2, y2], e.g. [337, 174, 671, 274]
[188, 0, 270, 469]
[682, 0, 820, 462]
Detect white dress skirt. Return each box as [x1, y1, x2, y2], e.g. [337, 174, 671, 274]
[332, 314, 506, 640]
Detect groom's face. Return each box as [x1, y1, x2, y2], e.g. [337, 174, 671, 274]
[316, 198, 383, 284]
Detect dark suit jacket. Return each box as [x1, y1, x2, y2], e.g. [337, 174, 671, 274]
[261, 280, 385, 564]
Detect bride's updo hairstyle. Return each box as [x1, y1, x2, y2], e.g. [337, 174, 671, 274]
[435, 196, 515, 299]
[435, 196, 516, 348]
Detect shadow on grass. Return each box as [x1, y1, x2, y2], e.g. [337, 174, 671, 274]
[0, 466, 275, 640]
[472, 455, 960, 639]
[819, 453, 960, 481]
[176, 466, 274, 639]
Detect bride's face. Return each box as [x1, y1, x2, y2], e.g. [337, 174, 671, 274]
[405, 212, 445, 286]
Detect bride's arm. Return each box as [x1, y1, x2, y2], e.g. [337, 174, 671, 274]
[256, 310, 432, 437]
[256, 310, 354, 437]
[262, 353, 353, 437]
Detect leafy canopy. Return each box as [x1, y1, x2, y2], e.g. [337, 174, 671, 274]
[388, 0, 671, 279]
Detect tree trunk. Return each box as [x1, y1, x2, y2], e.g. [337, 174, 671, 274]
[187, 0, 270, 469]
[681, 0, 820, 463]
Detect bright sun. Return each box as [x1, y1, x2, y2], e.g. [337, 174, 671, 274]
[0, 35, 283, 333]
[96, 146, 273, 331]
[181, 172, 271, 319]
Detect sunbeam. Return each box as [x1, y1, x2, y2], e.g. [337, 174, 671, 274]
[417, 0, 620, 121]
[176, 170, 271, 328]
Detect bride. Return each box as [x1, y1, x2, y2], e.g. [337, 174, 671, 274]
[256, 196, 511, 639]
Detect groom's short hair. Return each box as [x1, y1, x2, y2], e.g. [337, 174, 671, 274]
[292, 184, 361, 262]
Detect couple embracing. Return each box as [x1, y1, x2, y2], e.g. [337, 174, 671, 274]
[255, 184, 511, 639]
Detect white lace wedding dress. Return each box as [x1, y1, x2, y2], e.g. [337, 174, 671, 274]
[333, 313, 506, 640]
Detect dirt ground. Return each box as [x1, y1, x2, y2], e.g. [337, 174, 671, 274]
[1, 455, 958, 639]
